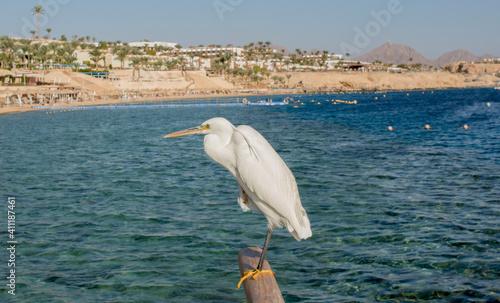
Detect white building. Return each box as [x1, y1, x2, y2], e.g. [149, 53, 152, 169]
[74, 50, 129, 69]
[129, 41, 178, 49]
[180, 46, 245, 57]
[483, 58, 500, 63]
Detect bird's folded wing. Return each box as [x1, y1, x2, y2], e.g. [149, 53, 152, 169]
[233, 126, 304, 229]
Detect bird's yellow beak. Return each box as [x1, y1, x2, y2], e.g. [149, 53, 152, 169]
[164, 126, 204, 138]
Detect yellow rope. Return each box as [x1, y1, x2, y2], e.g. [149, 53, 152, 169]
[236, 269, 275, 289]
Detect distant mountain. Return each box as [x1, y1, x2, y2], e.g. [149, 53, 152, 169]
[435, 50, 479, 67]
[352, 43, 433, 66]
[479, 53, 498, 61]
[352, 43, 498, 67]
[269, 44, 292, 55]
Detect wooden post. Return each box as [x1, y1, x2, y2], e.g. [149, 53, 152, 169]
[238, 247, 284, 303]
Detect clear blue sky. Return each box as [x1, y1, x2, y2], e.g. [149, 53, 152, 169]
[1, 0, 499, 59]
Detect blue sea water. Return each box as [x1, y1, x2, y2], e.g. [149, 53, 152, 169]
[1, 88, 499, 302]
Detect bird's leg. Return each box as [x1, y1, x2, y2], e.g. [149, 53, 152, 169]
[237, 224, 276, 289]
[257, 224, 274, 271]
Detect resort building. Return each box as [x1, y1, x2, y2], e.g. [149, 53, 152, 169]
[129, 41, 178, 50]
[179, 46, 245, 57]
[483, 58, 500, 63]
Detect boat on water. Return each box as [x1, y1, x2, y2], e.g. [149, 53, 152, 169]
[254, 98, 289, 105]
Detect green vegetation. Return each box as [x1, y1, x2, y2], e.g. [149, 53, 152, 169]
[78, 68, 109, 73]
[0, 36, 90, 70]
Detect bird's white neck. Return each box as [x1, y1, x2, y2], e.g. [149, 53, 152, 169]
[204, 132, 236, 174]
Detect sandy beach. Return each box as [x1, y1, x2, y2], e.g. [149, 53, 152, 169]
[1, 69, 498, 115]
[0, 91, 263, 115]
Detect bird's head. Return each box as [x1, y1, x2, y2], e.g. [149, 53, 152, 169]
[163, 117, 235, 138]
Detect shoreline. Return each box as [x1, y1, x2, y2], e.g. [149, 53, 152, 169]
[0, 85, 496, 116]
[0, 91, 270, 115]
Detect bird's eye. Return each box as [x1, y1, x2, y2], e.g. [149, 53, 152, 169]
[203, 124, 210, 130]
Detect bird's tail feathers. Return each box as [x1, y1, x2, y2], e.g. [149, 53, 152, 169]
[287, 211, 312, 241]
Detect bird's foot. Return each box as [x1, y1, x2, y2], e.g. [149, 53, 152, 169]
[236, 268, 275, 289]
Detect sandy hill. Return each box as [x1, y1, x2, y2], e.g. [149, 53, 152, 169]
[186, 71, 235, 90]
[443, 62, 500, 75]
[110, 70, 190, 91]
[283, 71, 497, 90]
[108, 70, 235, 91]
[45, 70, 117, 93]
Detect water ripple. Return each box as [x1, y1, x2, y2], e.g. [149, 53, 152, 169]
[1, 88, 499, 302]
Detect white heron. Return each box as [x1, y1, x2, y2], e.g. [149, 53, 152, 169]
[164, 117, 312, 287]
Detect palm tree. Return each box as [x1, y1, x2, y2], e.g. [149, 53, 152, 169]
[56, 47, 66, 64]
[166, 59, 177, 71]
[188, 53, 195, 66]
[129, 57, 141, 80]
[177, 56, 186, 75]
[46, 28, 52, 40]
[153, 59, 165, 71]
[175, 44, 182, 55]
[63, 54, 78, 69]
[97, 41, 108, 50]
[114, 45, 131, 69]
[34, 45, 48, 69]
[0, 37, 16, 68]
[214, 61, 227, 77]
[64, 43, 77, 58]
[32, 5, 44, 39]
[89, 47, 104, 70]
[48, 42, 59, 66]
[217, 51, 233, 78]
[140, 57, 150, 71]
[30, 30, 36, 39]
[12, 43, 23, 67]
[18, 39, 32, 68]
[284, 59, 290, 71]
[27, 43, 40, 69]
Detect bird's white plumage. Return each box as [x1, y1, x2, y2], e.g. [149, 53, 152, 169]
[164, 117, 312, 242]
[201, 118, 311, 241]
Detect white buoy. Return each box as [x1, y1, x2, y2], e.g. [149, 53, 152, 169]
[424, 124, 432, 130]
[387, 126, 394, 131]
[462, 124, 469, 130]
[487, 102, 491, 107]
